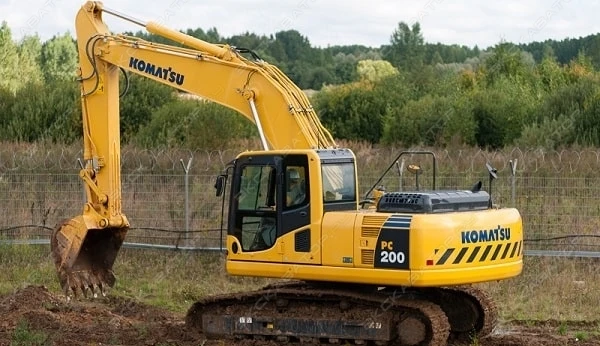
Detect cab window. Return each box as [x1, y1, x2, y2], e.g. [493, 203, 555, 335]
[322, 162, 356, 202]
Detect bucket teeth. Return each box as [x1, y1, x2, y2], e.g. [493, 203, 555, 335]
[61, 269, 113, 299]
[51, 218, 127, 300]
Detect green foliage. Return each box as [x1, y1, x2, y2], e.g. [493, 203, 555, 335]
[535, 75, 600, 129]
[383, 22, 425, 70]
[0, 87, 15, 138]
[536, 55, 566, 92]
[315, 82, 396, 143]
[39, 33, 77, 82]
[382, 94, 477, 146]
[135, 99, 257, 149]
[516, 114, 576, 149]
[357, 59, 398, 82]
[2, 20, 600, 149]
[483, 43, 535, 85]
[471, 77, 538, 148]
[575, 331, 589, 341]
[10, 320, 48, 346]
[2, 80, 80, 143]
[0, 21, 20, 93]
[17, 36, 43, 86]
[575, 89, 600, 146]
[120, 74, 177, 143]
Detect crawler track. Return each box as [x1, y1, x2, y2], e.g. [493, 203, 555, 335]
[186, 281, 450, 346]
[421, 285, 498, 340]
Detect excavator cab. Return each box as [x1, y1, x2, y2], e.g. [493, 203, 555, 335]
[225, 148, 357, 257]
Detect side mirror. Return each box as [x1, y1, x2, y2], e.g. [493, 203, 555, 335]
[214, 174, 227, 197]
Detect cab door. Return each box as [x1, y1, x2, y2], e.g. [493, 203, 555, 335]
[227, 155, 282, 261]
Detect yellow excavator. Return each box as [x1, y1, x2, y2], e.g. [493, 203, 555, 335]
[51, 2, 524, 345]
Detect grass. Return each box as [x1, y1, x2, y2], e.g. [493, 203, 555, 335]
[1, 243, 600, 322]
[480, 256, 600, 321]
[575, 331, 589, 341]
[10, 320, 48, 346]
[558, 322, 568, 335]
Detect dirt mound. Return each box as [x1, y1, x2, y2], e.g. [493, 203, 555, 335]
[0, 285, 598, 346]
[0, 285, 199, 346]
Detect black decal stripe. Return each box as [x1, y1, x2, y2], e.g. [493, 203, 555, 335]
[517, 241, 522, 256]
[479, 245, 493, 262]
[510, 241, 518, 258]
[491, 244, 503, 261]
[501, 242, 511, 259]
[467, 246, 481, 263]
[382, 224, 411, 229]
[453, 247, 468, 264]
[436, 248, 455, 265]
[383, 217, 412, 229]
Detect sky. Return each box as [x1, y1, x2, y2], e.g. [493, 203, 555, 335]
[1, 0, 599, 49]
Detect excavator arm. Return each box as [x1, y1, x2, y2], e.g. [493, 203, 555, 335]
[51, 1, 336, 296]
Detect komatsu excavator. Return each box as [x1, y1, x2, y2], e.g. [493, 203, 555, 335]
[51, 2, 524, 345]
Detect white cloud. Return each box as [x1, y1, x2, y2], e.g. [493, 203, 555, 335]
[0, 0, 598, 48]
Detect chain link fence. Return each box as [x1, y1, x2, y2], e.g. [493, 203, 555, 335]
[1, 144, 600, 255]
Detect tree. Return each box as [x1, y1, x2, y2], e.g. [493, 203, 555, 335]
[431, 51, 444, 65]
[382, 94, 477, 146]
[4, 80, 80, 142]
[119, 74, 177, 143]
[17, 35, 43, 85]
[536, 55, 565, 92]
[356, 60, 398, 82]
[483, 43, 533, 85]
[135, 99, 256, 149]
[39, 33, 78, 82]
[383, 22, 425, 70]
[0, 21, 20, 93]
[471, 77, 538, 148]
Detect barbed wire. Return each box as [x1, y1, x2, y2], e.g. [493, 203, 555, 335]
[3, 143, 600, 174]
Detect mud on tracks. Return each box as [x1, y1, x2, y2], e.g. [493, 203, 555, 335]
[0, 285, 598, 346]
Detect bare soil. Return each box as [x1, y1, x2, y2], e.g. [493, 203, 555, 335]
[0, 286, 598, 346]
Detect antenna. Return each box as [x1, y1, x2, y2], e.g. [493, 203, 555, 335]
[486, 163, 498, 208]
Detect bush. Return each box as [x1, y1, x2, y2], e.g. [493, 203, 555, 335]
[515, 114, 576, 149]
[120, 75, 177, 143]
[382, 94, 477, 146]
[3, 80, 80, 143]
[135, 99, 257, 149]
[471, 77, 538, 148]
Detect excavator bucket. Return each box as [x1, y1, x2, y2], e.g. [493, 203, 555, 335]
[51, 217, 128, 298]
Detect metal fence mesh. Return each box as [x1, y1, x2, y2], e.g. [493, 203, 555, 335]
[1, 145, 600, 255]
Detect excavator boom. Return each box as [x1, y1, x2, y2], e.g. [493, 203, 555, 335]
[52, 0, 336, 297]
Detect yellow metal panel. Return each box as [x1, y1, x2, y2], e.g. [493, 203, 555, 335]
[321, 212, 357, 267]
[410, 261, 523, 286]
[227, 258, 522, 287]
[227, 261, 412, 285]
[409, 208, 523, 284]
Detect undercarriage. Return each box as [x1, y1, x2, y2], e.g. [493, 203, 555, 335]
[186, 281, 496, 346]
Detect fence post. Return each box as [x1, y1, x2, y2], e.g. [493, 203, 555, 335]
[180, 157, 193, 246]
[509, 159, 518, 207]
[77, 158, 85, 203]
